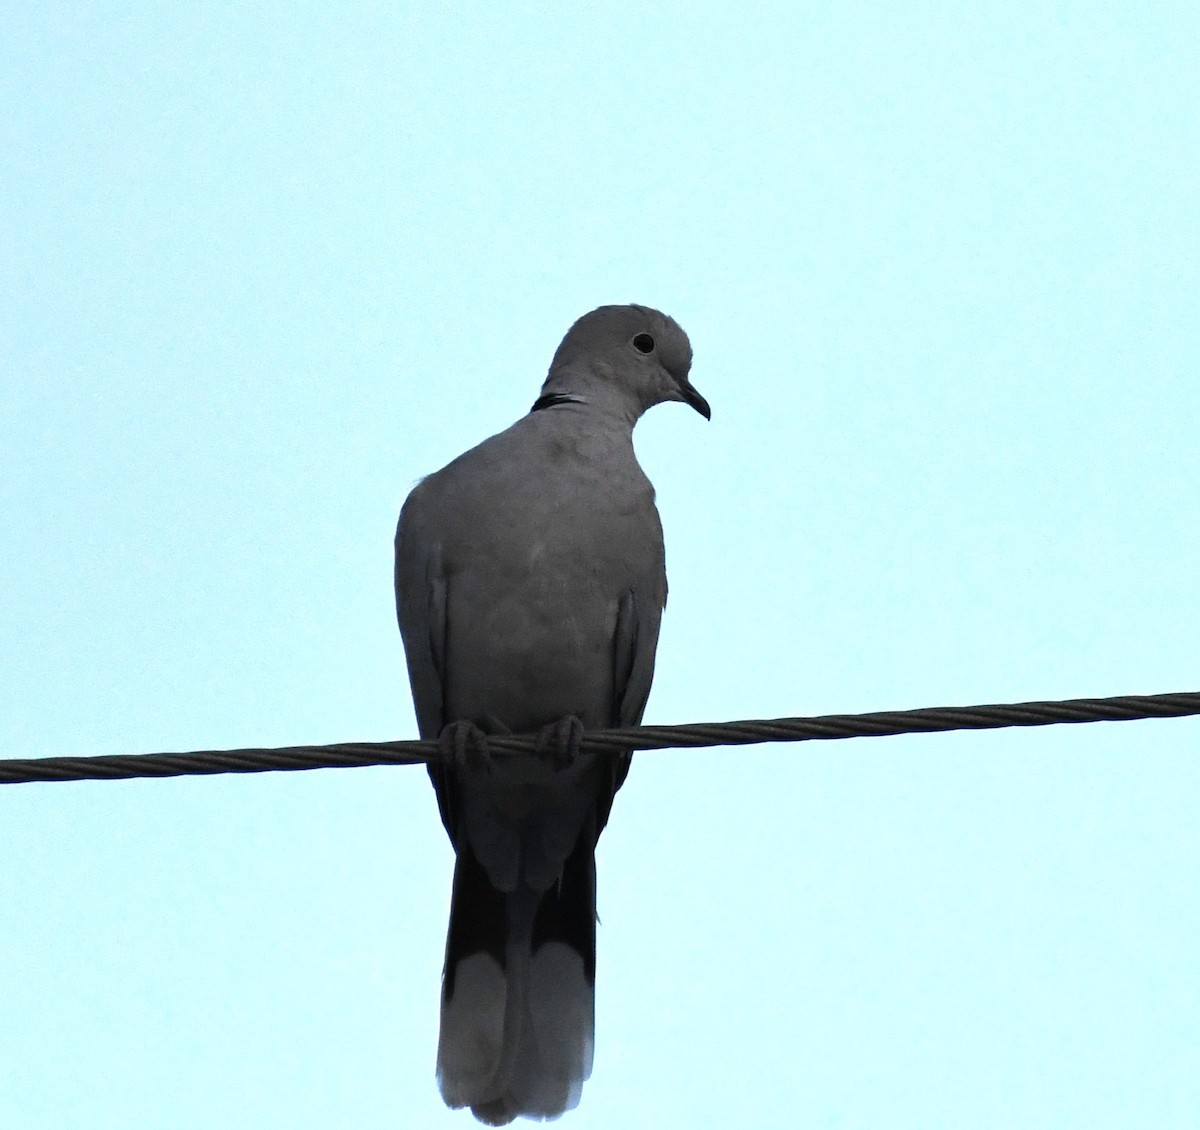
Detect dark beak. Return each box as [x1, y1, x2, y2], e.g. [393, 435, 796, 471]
[675, 375, 711, 420]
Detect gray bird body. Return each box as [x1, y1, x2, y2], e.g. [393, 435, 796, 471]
[395, 305, 707, 1124]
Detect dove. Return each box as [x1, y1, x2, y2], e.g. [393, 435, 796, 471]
[395, 304, 709, 1124]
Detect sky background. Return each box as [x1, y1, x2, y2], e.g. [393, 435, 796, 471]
[2, 3, 1199, 1127]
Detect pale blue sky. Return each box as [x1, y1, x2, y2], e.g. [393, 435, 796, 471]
[2, 3, 1198, 1127]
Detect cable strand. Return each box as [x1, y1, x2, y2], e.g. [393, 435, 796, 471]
[2, 690, 1198, 786]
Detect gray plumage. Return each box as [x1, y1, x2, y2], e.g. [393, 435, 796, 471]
[395, 304, 708, 1124]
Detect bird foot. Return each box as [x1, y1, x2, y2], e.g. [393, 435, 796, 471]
[536, 715, 584, 769]
[438, 720, 491, 775]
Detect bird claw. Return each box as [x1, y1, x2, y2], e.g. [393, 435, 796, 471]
[536, 715, 584, 769]
[438, 720, 491, 775]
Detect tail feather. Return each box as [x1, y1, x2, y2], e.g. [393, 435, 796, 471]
[436, 837, 596, 1124]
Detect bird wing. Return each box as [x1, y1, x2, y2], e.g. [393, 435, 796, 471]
[394, 485, 461, 842]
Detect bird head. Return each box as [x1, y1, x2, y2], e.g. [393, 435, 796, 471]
[541, 304, 711, 422]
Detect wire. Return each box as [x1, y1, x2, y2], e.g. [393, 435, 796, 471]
[2, 690, 1197, 786]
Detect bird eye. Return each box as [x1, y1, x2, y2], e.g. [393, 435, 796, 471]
[632, 333, 655, 354]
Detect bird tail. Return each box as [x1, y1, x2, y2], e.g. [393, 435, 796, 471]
[436, 836, 596, 1125]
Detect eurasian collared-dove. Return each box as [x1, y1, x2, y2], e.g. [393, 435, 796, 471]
[394, 304, 709, 1124]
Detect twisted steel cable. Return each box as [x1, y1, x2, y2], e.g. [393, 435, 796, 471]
[2, 690, 1198, 786]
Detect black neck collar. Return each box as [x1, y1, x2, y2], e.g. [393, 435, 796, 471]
[530, 392, 584, 413]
